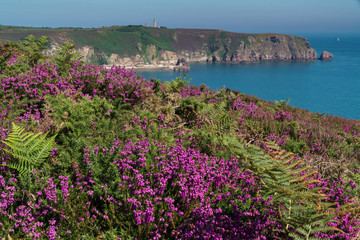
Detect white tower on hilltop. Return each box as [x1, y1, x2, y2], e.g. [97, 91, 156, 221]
[153, 19, 157, 28]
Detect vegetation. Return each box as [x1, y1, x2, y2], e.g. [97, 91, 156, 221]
[69, 26, 175, 62]
[0, 36, 360, 239]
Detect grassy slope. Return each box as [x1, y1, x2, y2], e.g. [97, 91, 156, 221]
[0, 39, 360, 239]
[69, 26, 176, 57]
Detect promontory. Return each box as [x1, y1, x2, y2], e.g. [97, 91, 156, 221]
[0, 25, 320, 70]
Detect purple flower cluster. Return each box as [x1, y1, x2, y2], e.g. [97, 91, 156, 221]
[232, 97, 268, 119]
[0, 60, 153, 125]
[307, 176, 360, 239]
[0, 127, 279, 239]
[90, 138, 277, 239]
[273, 110, 291, 122]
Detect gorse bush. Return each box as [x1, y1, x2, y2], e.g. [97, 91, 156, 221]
[0, 36, 360, 239]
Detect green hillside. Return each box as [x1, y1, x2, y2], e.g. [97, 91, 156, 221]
[69, 26, 175, 56]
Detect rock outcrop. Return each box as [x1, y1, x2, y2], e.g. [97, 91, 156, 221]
[174, 58, 190, 72]
[320, 51, 333, 60]
[202, 34, 317, 63]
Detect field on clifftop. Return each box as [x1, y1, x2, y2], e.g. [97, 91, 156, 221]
[1, 36, 360, 239]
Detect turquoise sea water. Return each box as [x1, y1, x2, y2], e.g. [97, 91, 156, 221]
[137, 33, 360, 120]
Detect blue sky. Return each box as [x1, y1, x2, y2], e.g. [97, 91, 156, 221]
[1, 0, 360, 34]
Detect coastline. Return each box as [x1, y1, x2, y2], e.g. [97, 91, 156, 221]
[104, 64, 176, 71]
[104, 58, 320, 72]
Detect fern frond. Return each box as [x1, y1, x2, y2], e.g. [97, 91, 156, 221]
[200, 102, 237, 135]
[217, 136, 339, 239]
[2, 123, 56, 175]
[30, 134, 56, 164]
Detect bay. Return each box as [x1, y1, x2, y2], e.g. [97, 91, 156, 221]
[136, 33, 360, 120]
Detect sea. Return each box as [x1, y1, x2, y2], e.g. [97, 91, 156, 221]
[136, 33, 360, 120]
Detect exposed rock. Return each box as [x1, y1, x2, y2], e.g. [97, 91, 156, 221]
[266, 35, 285, 44]
[157, 50, 178, 67]
[42, 42, 60, 57]
[200, 34, 317, 64]
[320, 51, 333, 60]
[177, 50, 208, 62]
[107, 53, 143, 67]
[146, 44, 157, 62]
[223, 54, 232, 62]
[158, 50, 178, 62]
[248, 36, 257, 44]
[77, 46, 95, 62]
[207, 55, 221, 63]
[174, 58, 190, 72]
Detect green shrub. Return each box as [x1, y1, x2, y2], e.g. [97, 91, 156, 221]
[19, 35, 48, 66]
[284, 139, 309, 155]
[53, 41, 83, 73]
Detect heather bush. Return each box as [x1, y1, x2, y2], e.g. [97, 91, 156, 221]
[1, 36, 360, 239]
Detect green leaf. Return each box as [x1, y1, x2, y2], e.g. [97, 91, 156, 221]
[1, 123, 56, 175]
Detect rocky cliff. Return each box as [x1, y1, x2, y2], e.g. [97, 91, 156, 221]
[0, 26, 320, 70]
[174, 31, 317, 65]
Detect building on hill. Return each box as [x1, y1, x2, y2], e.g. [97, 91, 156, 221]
[145, 19, 160, 28]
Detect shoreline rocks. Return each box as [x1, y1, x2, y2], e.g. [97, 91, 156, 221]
[320, 51, 333, 60]
[173, 58, 190, 72]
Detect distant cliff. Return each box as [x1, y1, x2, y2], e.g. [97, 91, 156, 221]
[0, 25, 318, 70]
[171, 29, 317, 64]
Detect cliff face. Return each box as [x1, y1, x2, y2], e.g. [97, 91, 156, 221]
[171, 30, 317, 64]
[0, 26, 318, 70]
[219, 35, 317, 62]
